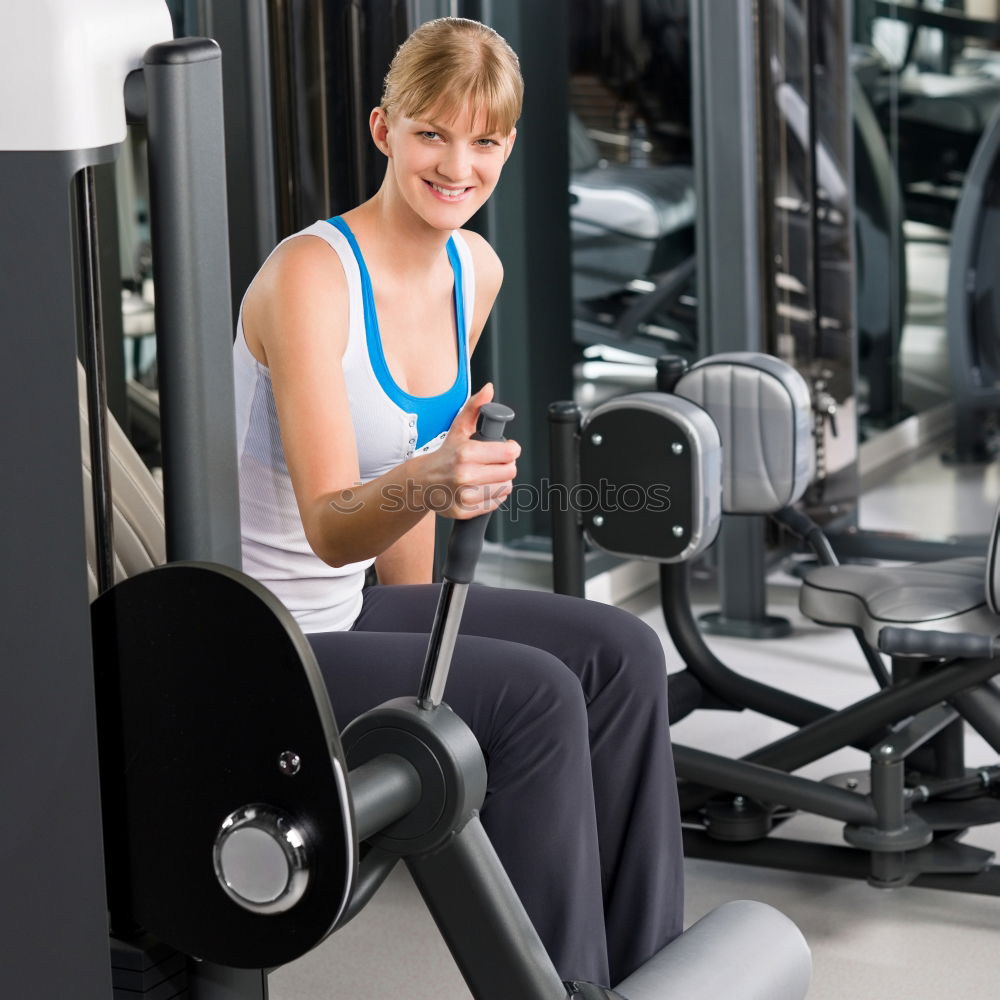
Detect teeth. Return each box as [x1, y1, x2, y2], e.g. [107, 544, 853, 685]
[430, 183, 466, 199]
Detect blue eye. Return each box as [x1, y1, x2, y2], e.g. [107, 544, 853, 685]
[420, 131, 441, 141]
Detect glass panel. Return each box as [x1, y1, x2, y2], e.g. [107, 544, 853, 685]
[759, 0, 860, 519]
[855, 0, 1000, 437]
[568, 0, 697, 412]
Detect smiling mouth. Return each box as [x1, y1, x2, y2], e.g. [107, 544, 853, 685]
[425, 180, 471, 200]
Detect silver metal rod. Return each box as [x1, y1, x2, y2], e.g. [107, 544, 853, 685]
[77, 166, 116, 595]
[417, 581, 468, 710]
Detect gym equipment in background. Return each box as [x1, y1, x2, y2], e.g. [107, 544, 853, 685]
[944, 101, 1000, 462]
[551, 351, 1000, 893]
[866, 0, 1000, 229]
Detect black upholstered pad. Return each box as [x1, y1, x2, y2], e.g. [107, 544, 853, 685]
[92, 562, 354, 968]
[800, 557, 999, 647]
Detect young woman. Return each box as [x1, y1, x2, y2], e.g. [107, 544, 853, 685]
[234, 16, 683, 988]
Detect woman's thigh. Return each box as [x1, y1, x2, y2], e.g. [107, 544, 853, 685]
[351, 582, 670, 706]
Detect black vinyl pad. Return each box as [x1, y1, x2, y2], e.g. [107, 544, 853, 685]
[92, 562, 354, 968]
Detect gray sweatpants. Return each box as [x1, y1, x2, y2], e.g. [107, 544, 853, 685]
[307, 583, 683, 987]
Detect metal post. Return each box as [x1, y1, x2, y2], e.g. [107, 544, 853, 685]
[130, 40, 242, 569]
[690, 0, 787, 637]
[0, 148, 116, 1000]
[190, 0, 279, 319]
[548, 402, 585, 598]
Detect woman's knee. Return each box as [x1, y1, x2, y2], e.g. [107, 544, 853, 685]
[575, 601, 669, 701]
[451, 635, 588, 737]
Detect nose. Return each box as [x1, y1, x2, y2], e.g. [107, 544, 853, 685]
[438, 143, 471, 183]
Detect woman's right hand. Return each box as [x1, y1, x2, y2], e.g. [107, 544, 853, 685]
[412, 383, 520, 519]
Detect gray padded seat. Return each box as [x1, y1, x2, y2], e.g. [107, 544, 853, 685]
[569, 112, 696, 241]
[800, 556, 999, 648]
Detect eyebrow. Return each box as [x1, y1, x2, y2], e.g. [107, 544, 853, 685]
[414, 117, 503, 139]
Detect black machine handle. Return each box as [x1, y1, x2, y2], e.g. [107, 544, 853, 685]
[442, 402, 516, 585]
[878, 627, 1000, 660]
[417, 403, 514, 709]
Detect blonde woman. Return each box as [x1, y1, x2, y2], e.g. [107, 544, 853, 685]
[234, 17, 682, 987]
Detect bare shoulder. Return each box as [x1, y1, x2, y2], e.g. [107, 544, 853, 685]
[249, 233, 347, 312]
[243, 233, 349, 364]
[458, 228, 504, 296]
[458, 229, 504, 350]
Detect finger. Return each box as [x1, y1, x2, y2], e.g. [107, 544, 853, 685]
[452, 476, 511, 513]
[455, 438, 520, 467]
[448, 383, 494, 438]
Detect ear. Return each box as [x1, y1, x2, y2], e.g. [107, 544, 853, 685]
[370, 107, 391, 156]
[503, 127, 517, 162]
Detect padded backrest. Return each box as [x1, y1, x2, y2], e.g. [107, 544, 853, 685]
[579, 392, 722, 563]
[674, 352, 815, 514]
[78, 362, 165, 598]
[987, 499, 1000, 615]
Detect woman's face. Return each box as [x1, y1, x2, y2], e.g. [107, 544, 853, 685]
[372, 101, 516, 231]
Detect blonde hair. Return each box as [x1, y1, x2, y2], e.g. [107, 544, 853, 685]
[380, 18, 523, 136]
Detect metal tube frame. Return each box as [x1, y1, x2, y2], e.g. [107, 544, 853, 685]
[406, 818, 569, 1000]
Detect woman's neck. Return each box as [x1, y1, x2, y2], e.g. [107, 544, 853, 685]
[344, 186, 453, 279]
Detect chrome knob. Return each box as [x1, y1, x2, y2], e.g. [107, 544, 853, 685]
[213, 804, 310, 914]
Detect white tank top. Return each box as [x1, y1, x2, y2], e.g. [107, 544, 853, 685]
[233, 218, 475, 632]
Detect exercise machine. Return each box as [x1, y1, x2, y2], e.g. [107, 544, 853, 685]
[551, 351, 1000, 893]
[944, 99, 1000, 461]
[2, 3, 812, 997]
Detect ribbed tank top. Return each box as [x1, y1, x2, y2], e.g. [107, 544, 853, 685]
[234, 218, 474, 632]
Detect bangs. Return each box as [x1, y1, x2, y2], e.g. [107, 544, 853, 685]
[404, 61, 521, 136]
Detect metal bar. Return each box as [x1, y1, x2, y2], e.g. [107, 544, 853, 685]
[348, 755, 423, 843]
[829, 529, 984, 562]
[139, 39, 241, 568]
[660, 562, 834, 726]
[950, 682, 1000, 755]
[548, 402, 585, 598]
[739, 656, 1000, 773]
[76, 166, 116, 595]
[690, 0, 775, 634]
[417, 582, 468, 709]
[407, 817, 567, 1000]
[674, 745, 877, 825]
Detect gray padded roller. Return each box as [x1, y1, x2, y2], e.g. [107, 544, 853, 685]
[580, 392, 722, 563]
[675, 353, 814, 514]
[615, 900, 812, 1000]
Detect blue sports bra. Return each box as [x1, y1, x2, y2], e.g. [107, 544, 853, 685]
[327, 216, 469, 449]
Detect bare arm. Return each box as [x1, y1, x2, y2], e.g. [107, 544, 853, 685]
[374, 511, 436, 584]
